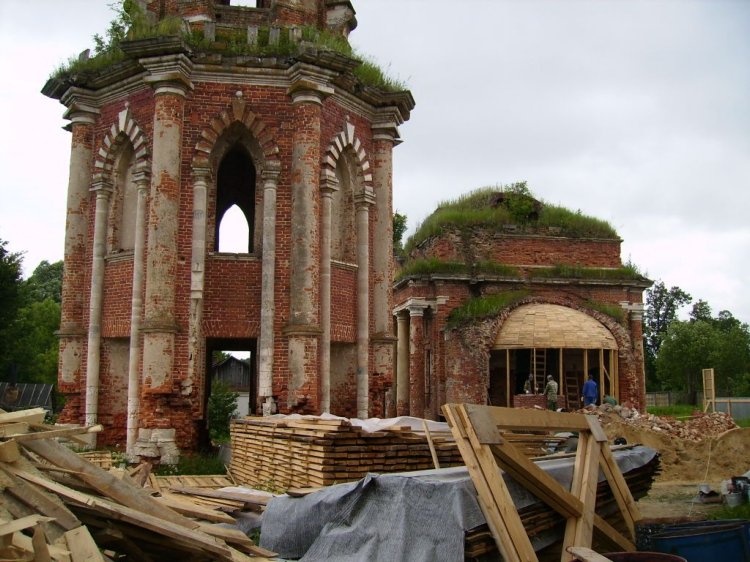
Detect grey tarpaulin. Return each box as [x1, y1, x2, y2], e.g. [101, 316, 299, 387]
[260, 445, 657, 562]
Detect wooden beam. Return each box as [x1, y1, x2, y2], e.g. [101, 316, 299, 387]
[443, 404, 537, 562]
[0, 439, 21, 463]
[0, 409, 47, 425]
[598, 443, 641, 540]
[567, 546, 613, 562]
[21, 439, 197, 530]
[5, 426, 102, 443]
[562, 432, 600, 561]
[156, 492, 237, 524]
[64, 527, 105, 562]
[463, 403, 591, 434]
[0, 515, 54, 537]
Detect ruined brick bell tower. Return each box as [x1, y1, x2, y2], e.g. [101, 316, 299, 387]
[45, 0, 413, 458]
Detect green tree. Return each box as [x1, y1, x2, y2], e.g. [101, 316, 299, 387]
[6, 300, 61, 384]
[656, 307, 750, 397]
[23, 260, 63, 304]
[643, 280, 692, 388]
[393, 211, 407, 256]
[207, 378, 238, 445]
[0, 239, 25, 377]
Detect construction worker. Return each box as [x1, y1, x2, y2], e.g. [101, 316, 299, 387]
[544, 375, 558, 410]
[582, 373, 598, 407]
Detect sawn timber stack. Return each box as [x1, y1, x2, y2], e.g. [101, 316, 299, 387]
[229, 416, 464, 488]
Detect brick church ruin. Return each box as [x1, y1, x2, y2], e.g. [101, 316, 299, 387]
[46, 1, 649, 458]
[45, 0, 412, 455]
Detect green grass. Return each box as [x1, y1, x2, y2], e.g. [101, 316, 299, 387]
[709, 502, 750, 520]
[396, 258, 519, 281]
[403, 186, 619, 255]
[646, 404, 698, 418]
[530, 263, 645, 281]
[153, 451, 228, 476]
[585, 300, 626, 322]
[52, 20, 407, 92]
[447, 290, 529, 328]
[735, 418, 750, 428]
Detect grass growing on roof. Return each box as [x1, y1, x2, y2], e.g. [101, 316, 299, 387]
[584, 300, 626, 322]
[447, 290, 529, 328]
[530, 263, 645, 281]
[51, 4, 407, 92]
[396, 258, 519, 280]
[404, 184, 619, 254]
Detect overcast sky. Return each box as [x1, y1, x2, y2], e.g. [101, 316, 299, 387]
[0, 0, 748, 322]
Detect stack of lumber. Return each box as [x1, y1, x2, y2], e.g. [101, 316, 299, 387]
[0, 407, 275, 561]
[230, 416, 464, 488]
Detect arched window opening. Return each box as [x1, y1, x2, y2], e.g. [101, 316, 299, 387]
[331, 152, 357, 263]
[109, 142, 137, 253]
[218, 205, 250, 253]
[216, 145, 256, 253]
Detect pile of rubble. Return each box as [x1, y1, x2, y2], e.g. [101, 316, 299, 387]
[586, 404, 738, 442]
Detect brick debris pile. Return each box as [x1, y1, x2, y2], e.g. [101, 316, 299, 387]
[590, 404, 738, 442]
[229, 416, 464, 488]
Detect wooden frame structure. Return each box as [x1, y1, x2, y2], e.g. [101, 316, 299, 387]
[443, 404, 640, 562]
[703, 368, 716, 413]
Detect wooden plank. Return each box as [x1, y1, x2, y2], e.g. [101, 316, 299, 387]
[0, 466, 81, 531]
[21, 439, 198, 530]
[0, 422, 29, 437]
[10, 532, 71, 562]
[17, 472, 233, 559]
[0, 439, 21, 462]
[156, 492, 237, 524]
[566, 546, 613, 562]
[5, 425, 102, 443]
[198, 523, 277, 558]
[562, 432, 600, 561]
[0, 409, 47, 425]
[463, 403, 591, 434]
[64, 527, 105, 562]
[443, 404, 536, 562]
[168, 485, 271, 507]
[585, 415, 608, 443]
[461, 405, 584, 520]
[32, 524, 52, 562]
[423, 420, 440, 469]
[593, 514, 636, 552]
[0, 515, 54, 537]
[598, 443, 640, 540]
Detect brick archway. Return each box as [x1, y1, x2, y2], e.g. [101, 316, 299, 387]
[93, 106, 150, 181]
[191, 94, 280, 171]
[322, 120, 373, 192]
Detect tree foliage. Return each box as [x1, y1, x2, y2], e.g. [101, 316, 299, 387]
[393, 211, 407, 256]
[207, 379, 238, 445]
[0, 242, 62, 385]
[656, 306, 750, 396]
[643, 280, 692, 387]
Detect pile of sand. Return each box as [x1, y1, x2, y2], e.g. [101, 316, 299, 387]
[598, 411, 750, 482]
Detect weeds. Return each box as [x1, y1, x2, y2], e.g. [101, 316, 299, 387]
[447, 290, 529, 328]
[153, 451, 228, 476]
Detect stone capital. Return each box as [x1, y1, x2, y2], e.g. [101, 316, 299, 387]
[192, 167, 211, 184]
[261, 161, 281, 183]
[320, 169, 339, 195]
[371, 108, 403, 144]
[62, 101, 100, 126]
[354, 187, 376, 208]
[287, 78, 334, 106]
[141, 54, 194, 97]
[91, 178, 113, 194]
[133, 170, 151, 188]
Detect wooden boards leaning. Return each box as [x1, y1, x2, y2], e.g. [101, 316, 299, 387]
[443, 404, 641, 562]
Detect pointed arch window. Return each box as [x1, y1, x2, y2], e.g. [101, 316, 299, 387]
[108, 142, 137, 253]
[215, 145, 256, 253]
[331, 151, 357, 263]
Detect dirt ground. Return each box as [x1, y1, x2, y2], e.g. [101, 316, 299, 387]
[599, 414, 750, 521]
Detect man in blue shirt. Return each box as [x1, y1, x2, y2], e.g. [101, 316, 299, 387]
[582, 374, 598, 407]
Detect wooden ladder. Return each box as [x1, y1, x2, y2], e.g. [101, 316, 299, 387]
[533, 349, 546, 392]
[565, 374, 581, 410]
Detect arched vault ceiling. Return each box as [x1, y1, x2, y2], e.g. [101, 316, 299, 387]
[494, 303, 618, 350]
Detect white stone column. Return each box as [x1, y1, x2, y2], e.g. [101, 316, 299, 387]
[396, 311, 410, 416]
[319, 171, 338, 413]
[258, 164, 281, 414]
[186, 167, 210, 404]
[58, 102, 98, 398]
[141, 56, 192, 393]
[126, 170, 150, 457]
[355, 189, 375, 419]
[85, 179, 113, 430]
